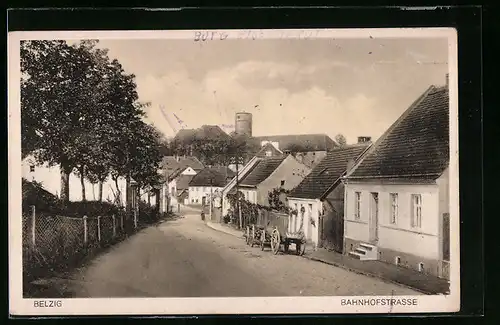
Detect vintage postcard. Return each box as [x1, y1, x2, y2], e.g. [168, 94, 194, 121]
[9, 28, 459, 316]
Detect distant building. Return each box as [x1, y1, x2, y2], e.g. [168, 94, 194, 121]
[188, 167, 235, 206]
[159, 155, 204, 212]
[254, 134, 338, 169]
[343, 83, 450, 280]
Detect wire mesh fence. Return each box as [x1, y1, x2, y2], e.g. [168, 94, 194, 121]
[22, 205, 164, 290]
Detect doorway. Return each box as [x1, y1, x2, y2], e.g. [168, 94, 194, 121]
[369, 192, 379, 244]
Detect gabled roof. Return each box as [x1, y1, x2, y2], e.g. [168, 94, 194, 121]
[288, 144, 371, 199]
[221, 156, 262, 195]
[176, 174, 195, 191]
[254, 134, 338, 152]
[189, 167, 236, 187]
[255, 142, 284, 157]
[161, 156, 204, 181]
[239, 157, 285, 186]
[347, 85, 449, 180]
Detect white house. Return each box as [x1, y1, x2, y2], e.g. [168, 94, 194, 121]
[188, 167, 235, 206]
[342, 83, 450, 280]
[22, 155, 126, 204]
[287, 142, 371, 250]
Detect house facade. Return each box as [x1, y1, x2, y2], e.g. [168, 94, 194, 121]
[238, 155, 311, 206]
[21, 155, 127, 204]
[188, 167, 235, 206]
[287, 143, 371, 250]
[343, 83, 450, 279]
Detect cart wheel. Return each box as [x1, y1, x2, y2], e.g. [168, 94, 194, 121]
[271, 229, 281, 255]
[260, 231, 265, 251]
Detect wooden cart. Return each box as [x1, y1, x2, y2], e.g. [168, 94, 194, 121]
[254, 210, 306, 256]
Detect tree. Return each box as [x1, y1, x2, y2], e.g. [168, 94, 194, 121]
[21, 40, 159, 205]
[21, 40, 111, 203]
[335, 134, 347, 147]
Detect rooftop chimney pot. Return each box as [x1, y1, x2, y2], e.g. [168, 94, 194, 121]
[357, 136, 372, 143]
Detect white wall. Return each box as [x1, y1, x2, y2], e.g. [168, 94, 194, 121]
[240, 188, 258, 204]
[22, 157, 126, 204]
[288, 198, 321, 246]
[344, 182, 440, 260]
[188, 186, 223, 205]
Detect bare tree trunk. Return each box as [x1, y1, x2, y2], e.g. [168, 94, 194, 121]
[125, 174, 131, 214]
[79, 165, 86, 202]
[60, 163, 71, 203]
[113, 176, 122, 206]
[98, 180, 104, 202]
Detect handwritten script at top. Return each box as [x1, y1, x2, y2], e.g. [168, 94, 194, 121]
[194, 30, 322, 42]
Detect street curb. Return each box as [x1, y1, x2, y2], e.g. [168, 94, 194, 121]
[303, 255, 437, 295]
[205, 222, 243, 238]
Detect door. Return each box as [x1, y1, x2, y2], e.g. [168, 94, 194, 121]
[202, 196, 206, 206]
[369, 192, 379, 243]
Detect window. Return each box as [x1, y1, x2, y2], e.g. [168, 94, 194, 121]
[171, 187, 175, 197]
[29, 165, 35, 173]
[280, 180, 285, 187]
[411, 194, 422, 228]
[390, 193, 398, 224]
[354, 192, 361, 219]
[265, 150, 272, 157]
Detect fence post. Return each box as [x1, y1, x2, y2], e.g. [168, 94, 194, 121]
[112, 215, 116, 238]
[31, 205, 36, 247]
[120, 213, 124, 231]
[97, 216, 101, 243]
[83, 215, 88, 245]
[133, 209, 138, 229]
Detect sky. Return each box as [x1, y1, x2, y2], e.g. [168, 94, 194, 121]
[95, 36, 449, 144]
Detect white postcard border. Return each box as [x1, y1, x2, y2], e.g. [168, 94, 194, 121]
[8, 27, 460, 316]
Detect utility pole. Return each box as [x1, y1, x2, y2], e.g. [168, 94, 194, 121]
[236, 150, 242, 229]
[209, 178, 213, 220]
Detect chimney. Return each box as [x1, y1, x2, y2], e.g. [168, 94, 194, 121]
[357, 136, 372, 144]
[445, 73, 449, 87]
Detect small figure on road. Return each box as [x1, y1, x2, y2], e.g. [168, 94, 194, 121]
[201, 211, 205, 221]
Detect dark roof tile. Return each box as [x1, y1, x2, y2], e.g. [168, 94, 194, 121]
[189, 167, 236, 187]
[239, 157, 285, 186]
[349, 86, 449, 180]
[289, 144, 370, 199]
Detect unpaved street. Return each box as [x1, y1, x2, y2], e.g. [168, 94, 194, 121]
[63, 208, 420, 297]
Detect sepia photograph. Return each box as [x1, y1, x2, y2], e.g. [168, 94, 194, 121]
[9, 28, 459, 315]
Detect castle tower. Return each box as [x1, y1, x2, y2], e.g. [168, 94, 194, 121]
[235, 112, 252, 137]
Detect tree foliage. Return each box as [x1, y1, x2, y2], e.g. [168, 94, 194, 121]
[335, 133, 347, 147]
[21, 40, 163, 203]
